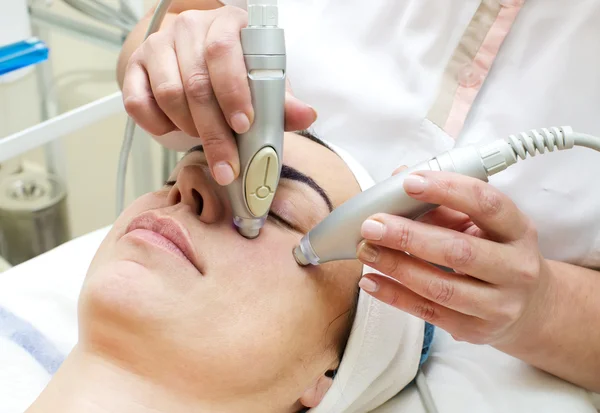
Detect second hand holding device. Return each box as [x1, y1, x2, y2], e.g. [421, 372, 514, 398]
[227, 0, 287, 239]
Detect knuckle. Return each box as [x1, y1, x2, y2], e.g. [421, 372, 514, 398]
[390, 222, 412, 251]
[201, 128, 230, 150]
[177, 10, 203, 29]
[473, 184, 503, 217]
[524, 220, 539, 242]
[128, 48, 144, 64]
[154, 83, 185, 107]
[412, 302, 437, 322]
[425, 277, 454, 305]
[381, 254, 402, 278]
[205, 35, 239, 60]
[185, 70, 213, 104]
[215, 77, 247, 103]
[444, 237, 475, 268]
[123, 95, 149, 118]
[519, 256, 541, 283]
[462, 324, 490, 345]
[494, 301, 522, 326]
[387, 290, 401, 308]
[220, 5, 248, 21]
[433, 177, 457, 203]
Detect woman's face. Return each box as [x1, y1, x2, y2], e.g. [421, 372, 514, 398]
[79, 132, 363, 409]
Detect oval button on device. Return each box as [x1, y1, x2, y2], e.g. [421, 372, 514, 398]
[245, 147, 280, 217]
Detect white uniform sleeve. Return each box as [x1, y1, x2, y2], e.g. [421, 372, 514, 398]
[217, 0, 247, 9]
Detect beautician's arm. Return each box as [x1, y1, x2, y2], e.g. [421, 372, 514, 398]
[496, 260, 600, 392]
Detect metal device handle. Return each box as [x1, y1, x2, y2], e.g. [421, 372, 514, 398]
[227, 23, 286, 238]
[294, 146, 490, 265]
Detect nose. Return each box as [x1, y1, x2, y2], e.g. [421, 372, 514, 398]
[167, 164, 224, 223]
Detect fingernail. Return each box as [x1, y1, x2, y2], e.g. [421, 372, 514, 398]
[357, 243, 379, 263]
[213, 162, 235, 186]
[361, 220, 384, 241]
[404, 175, 427, 194]
[307, 104, 318, 121]
[359, 277, 379, 293]
[230, 112, 251, 134]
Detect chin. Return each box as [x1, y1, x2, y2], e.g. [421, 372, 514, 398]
[81, 259, 169, 332]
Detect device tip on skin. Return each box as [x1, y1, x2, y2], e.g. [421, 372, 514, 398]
[237, 226, 260, 239]
[293, 245, 310, 266]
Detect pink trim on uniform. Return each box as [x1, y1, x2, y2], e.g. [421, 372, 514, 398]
[444, 4, 524, 138]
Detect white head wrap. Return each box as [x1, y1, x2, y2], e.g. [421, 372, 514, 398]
[310, 143, 425, 413]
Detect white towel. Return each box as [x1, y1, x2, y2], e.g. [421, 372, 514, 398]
[311, 143, 425, 413]
[0, 227, 109, 413]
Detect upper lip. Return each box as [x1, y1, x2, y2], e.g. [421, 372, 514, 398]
[125, 211, 203, 274]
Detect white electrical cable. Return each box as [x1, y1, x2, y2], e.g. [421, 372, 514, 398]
[416, 370, 439, 413]
[573, 133, 600, 151]
[116, 0, 174, 215]
[479, 126, 600, 177]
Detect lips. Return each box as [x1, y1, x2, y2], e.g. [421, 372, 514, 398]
[125, 212, 203, 274]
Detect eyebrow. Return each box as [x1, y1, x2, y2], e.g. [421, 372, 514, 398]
[185, 145, 334, 211]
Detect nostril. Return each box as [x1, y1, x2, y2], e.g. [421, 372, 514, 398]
[192, 189, 204, 216]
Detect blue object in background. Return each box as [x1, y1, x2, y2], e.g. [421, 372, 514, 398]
[0, 38, 49, 76]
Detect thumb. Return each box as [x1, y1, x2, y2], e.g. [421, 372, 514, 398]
[284, 79, 318, 131]
[285, 92, 318, 131]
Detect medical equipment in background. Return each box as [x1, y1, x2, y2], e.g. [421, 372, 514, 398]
[116, 0, 286, 240]
[0, 0, 142, 266]
[293, 127, 600, 266]
[0, 0, 35, 82]
[0, 38, 49, 76]
[0, 170, 70, 265]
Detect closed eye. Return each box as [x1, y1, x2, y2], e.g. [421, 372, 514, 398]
[163, 180, 298, 232]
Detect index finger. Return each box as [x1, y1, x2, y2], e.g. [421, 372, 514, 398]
[175, 11, 240, 185]
[205, 9, 254, 135]
[403, 171, 530, 242]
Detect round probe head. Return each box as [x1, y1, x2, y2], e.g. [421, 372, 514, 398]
[237, 227, 260, 239]
[293, 245, 310, 266]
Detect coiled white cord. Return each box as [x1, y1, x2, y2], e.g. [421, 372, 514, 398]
[116, 0, 174, 215]
[507, 126, 574, 159]
[479, 126, 600, 177]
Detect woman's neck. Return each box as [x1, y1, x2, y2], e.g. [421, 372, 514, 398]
[26, 346, 292, 413]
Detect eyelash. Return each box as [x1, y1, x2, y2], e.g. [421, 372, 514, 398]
[163, 180, 296, 231]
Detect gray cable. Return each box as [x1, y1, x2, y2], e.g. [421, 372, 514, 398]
[62, 0, 135, 31]
[86, 0, 138, 24]
[416, 369, 439, 413]
[116, 0, 174, 215]
[117, 0, 140, 21]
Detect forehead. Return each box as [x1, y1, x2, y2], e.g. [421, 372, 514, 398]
[283, 132, 361, 207]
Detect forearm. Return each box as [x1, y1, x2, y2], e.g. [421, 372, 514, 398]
[116, 0, 224, 87]
[497, 259, 600, 392]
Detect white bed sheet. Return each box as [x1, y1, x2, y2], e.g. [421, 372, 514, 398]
[0, 227, 597, 413]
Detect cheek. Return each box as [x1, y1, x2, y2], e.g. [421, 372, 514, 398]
[184, 228, 332, 378]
